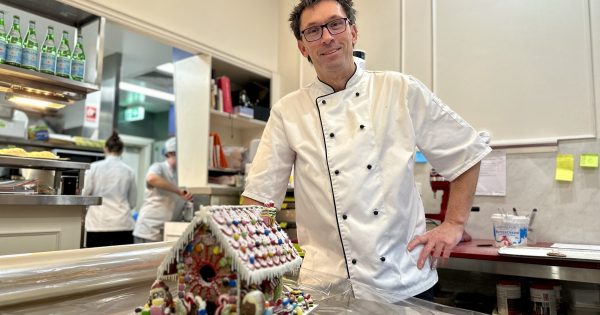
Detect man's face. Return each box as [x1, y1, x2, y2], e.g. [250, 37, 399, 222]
[297, 0, 357, 77]
[166, 152, 176, 168]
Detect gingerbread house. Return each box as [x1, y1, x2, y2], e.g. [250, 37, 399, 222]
[134, 205, 316, 315]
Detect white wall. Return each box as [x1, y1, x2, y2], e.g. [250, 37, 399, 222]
[279, 0, 403, 95]
[407, 1, 600, 245]
[103, 21, 172, 81]
[60, 0, 280, 73]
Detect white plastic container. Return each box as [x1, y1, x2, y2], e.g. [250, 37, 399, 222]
[492, 214, 529, 247]
[530, 283, 557, 315]
[497, 280, 522, 315]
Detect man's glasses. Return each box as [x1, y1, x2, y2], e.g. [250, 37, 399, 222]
[301, 17, 349, 42]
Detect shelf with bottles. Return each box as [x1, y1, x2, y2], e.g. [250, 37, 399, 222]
[0, 1, 102, 102]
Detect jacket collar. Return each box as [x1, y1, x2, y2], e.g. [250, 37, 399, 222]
[313, 56, 365, 94]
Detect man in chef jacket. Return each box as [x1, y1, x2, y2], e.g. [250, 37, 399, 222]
[242, 0, 491, 302]
[133, 137, 193, 243]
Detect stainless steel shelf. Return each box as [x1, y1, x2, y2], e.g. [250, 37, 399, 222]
[0, 136, 103, 153]
[0, 195, 101, 206]
[0, 63, 99, 101]
[0, 155, 90, 170]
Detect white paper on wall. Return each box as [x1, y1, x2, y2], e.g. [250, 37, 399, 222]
[475, 150, 506, 196]
[83, 91, 101, 129]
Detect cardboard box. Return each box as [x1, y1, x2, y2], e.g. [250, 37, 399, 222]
[0, 119, 26, 138]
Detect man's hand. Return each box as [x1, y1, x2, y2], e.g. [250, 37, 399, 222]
[407, 220, 465, 269]
[409, 162, 482, 269]
[179, 189, 193, 201]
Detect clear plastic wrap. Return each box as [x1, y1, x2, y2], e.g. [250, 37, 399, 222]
[0, 242, 171, 311]
[0, 243, 485, 314]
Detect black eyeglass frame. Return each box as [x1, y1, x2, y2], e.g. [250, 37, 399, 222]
[300, 17, 350, 42]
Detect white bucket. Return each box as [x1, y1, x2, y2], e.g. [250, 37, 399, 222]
[492, 214, 529, 247]
[530, 284, 557, 315]
[497, 280, 522, 315]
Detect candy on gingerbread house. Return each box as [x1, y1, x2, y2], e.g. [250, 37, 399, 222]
[134, 205, 316, 315]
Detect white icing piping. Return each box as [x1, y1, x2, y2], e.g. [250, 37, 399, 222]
[157, 205, 303, 285]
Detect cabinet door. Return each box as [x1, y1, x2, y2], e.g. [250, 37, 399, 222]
[404, 0, 596, 145]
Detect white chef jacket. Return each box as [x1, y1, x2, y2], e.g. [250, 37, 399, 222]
[133, 161, 185, 241]
[82, 156, 137, 231]
[242, 59, 492, 302]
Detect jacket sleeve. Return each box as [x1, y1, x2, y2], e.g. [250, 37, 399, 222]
[81, 168, 94, 196]
[406, 75, 491, 181]
[242, 102, 295, 208]
[128, 171, 137, 210]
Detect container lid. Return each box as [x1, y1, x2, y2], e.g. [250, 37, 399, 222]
[531, 283, 554, 290]
[498, 279, 521, 286]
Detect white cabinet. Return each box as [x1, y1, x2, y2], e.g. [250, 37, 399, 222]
[0, 156, 101, 255]
[163, 221, 189, 242]
[403, 0, 596, 145]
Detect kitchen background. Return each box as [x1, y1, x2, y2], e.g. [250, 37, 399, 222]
[0, 0, 598, 246]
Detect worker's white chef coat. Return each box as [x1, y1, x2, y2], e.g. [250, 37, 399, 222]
[243, 61, 491, 302]
[82, 156, 137, 231]
[133, 161, 184, 241]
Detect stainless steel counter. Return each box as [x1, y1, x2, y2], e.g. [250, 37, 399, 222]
[187, 185, 243, 196]
[442, 240, 600, 284]
[0, 195, 101, 206]
[443, 257, 600, 284]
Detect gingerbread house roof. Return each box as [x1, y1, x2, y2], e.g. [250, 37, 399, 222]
[157, 205, 303, 285]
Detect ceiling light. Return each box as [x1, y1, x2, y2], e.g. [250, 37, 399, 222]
[156, 62, 174, 75]
[119, 82, 175, 102]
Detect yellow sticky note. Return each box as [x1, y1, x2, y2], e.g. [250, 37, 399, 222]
[580, 154, 599, 168]
[555, 154, 574, 182]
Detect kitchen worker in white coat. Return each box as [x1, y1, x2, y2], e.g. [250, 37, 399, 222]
[242, 0, 491, 302]
[83, 131, 137, 247]
[133, 137, 193, 243]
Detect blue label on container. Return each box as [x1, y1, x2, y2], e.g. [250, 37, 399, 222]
[56, 56, 71, 76]
[0, 42, 6, 60]
[40, 52, 56, 72]
[71, 60, 85, 78]
[21, 48, 38, 68]
[6, 44, 22, 64]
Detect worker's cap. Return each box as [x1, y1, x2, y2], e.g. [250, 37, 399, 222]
[164, 137, 176, 154]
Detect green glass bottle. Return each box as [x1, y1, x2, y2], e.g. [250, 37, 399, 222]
[21, 20, 38, 71]
[39, 26, 56, 74]
[0, 11, 7, 63]
[5, 15, 23, 66]
[55, 30, 71, 78]
[70, 34, 85, 81]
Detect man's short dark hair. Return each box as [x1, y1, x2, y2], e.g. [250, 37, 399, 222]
[289, 0, 357, 41]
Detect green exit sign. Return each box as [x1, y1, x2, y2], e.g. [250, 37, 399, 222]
[124, 106, 145, 122]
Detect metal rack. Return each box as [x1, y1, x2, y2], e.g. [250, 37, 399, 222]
[0, 155, 89, 196]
